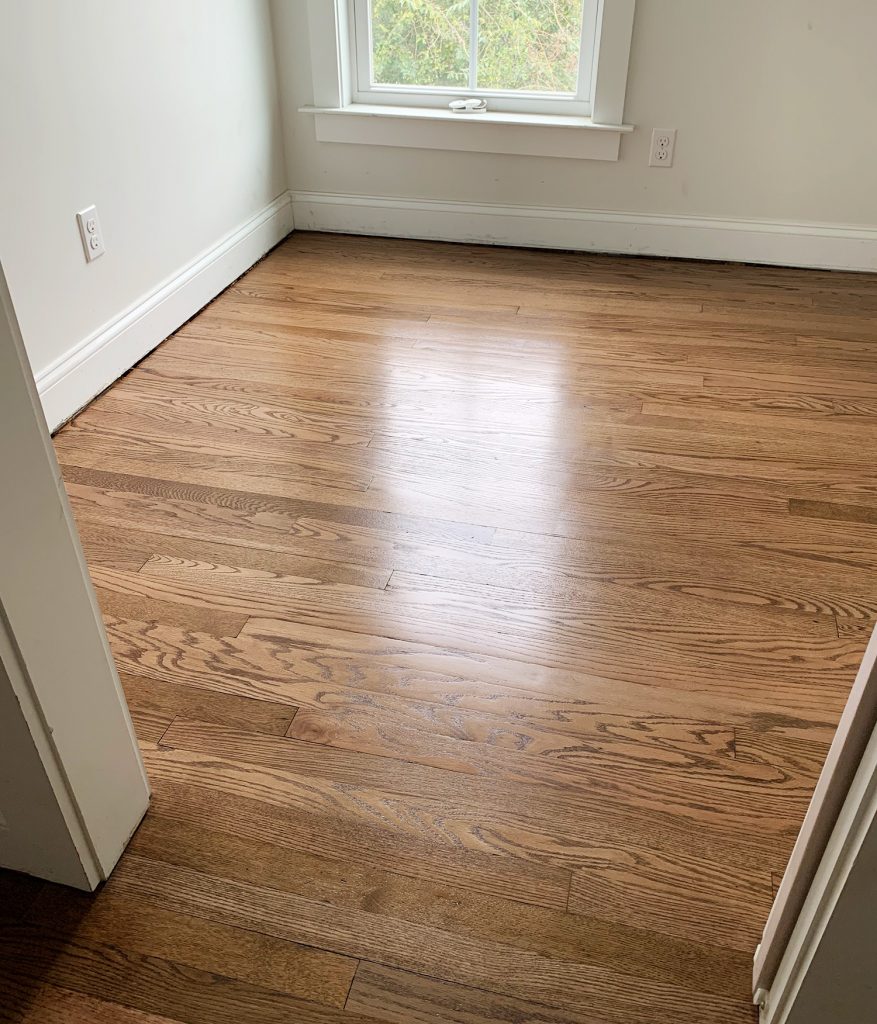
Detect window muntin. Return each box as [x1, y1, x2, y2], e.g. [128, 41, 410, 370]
[351, 0, 598, 115]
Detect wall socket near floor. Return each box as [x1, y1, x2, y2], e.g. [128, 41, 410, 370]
[649, 129, 677, 167]
[76, 204, 106, 262]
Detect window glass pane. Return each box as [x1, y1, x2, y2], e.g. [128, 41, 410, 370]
[477, 0, 584, 93]
[370, 0, 470, 89]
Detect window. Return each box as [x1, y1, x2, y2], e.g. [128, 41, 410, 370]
[303, 0, 636, 161]
[351, 0, 599, 115]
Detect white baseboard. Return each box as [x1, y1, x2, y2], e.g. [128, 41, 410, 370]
[37, 193, 295, 432]
[39, 188, 873, 432]
[291, 190, 877, 274]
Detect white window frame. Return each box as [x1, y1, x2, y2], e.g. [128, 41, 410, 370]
[301, 0, 636, 161]
[349, 0, 600, 117]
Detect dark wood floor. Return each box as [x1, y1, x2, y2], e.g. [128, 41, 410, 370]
[3, 232, 877, 1023]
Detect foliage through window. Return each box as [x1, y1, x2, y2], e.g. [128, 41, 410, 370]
[352, 0, 597, 111]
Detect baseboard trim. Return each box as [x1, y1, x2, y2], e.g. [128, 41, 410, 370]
[291, 190, 877, 274]
[38, 192, 295, 432]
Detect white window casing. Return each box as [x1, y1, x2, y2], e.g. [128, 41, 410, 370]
[301, 0, 635, 161]
[348, 0, 599, 116]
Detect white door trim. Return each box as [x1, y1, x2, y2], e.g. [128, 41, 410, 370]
[0, 261, 149, 889]
[757, 626, 877, 1021]
[754, 626, 877, 998]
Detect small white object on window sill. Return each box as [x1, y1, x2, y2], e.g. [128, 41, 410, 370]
[449, 98, 487, 114]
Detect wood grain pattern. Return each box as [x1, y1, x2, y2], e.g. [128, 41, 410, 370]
[156, 715, 807, 854]
[0, 925, 378, 1024]
[125, 807, 746, 1000]
[567, 845, 772, 954]
[345, 963, 610, 1024]
[91, 558, 863, 701]
[93, 585, 249, 639]
[30, 883, 357, 1007]
[836, 617, 876, 640]
[285, 695, 738, 767]
[143, 778, 573, 911]
[8, 232, 876, 1023]
[120, 671, 296, 742]
[15, 987, 185, 1024]
[110, 854, 752, 1024]
[102, 613, 841, 741]
[140, 736, 787, 877]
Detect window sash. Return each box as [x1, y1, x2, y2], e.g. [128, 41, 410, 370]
[349, 0, 599, 115]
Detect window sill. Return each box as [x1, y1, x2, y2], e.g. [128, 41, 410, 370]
[300, 104, 634, 161]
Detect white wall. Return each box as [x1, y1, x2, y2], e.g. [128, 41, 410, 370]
[0, 0, 291, 428]
[273, 0, 877, 264]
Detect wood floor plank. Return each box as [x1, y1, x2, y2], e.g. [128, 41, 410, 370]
[0, 924, 379, 1024]
[64, 465, 497, 547]
[120, 671, 296, 740]
[103, 555, 860, 701]
[280, 692, 795, 794]
[144, 778, 573, 911]
[111, 855, 753, 1024]
[78, 389, 375, 447]
[113, 621, 741, 763]
[16, 986, 186, 1024]
[367, 427, 877, 505]
[170, 708, 809, 838]
[75, 527, 151, 571]
[704, 368, 877, 399]
[789, 497, 877, 526]
[134, 356, 583, 412]
[155, 325, 709, 397]
[30, 884, 358, 1008]
[126, 808, 747, 1000]
[733, 728, 832, 780]
[346, 962, 609, 1024]
[229, 279, 524, 319]
[372, 414, 877, 470]
[126, 548, 846, 652]
[233, 273, 704, 319]
[105, 614, 843, 742]
[836, 617, 876, 641]
[639, 389, 877, 421]
[93, 585, 248, 639]
[567, 845, 773, 954]
[491, 518, 877, 586]
[56, 421, 376, 494]
[147, 720, 795, 872]
[284, 691, 738, 766]
[67, 404, 877, 539]
[75, 520, 391, 590]
[367, 266, 819, 309]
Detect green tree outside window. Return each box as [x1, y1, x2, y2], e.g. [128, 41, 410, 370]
[370, 0, 585, 94]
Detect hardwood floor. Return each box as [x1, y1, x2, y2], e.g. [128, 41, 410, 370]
[3, 232, 877, 1023]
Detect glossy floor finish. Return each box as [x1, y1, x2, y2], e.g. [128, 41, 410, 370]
[3, 232, 877, 1023]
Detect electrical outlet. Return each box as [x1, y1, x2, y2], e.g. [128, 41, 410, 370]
[76, 205, 106, 262]
[649, 128, 676, 167]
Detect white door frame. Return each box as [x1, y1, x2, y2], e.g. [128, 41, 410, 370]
[757, 626, 877, 1022]
[0, 260, 149, 889]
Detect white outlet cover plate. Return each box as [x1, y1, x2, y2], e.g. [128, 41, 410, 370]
[76, 205, 106, 262]
[649, 128, 677, 167]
